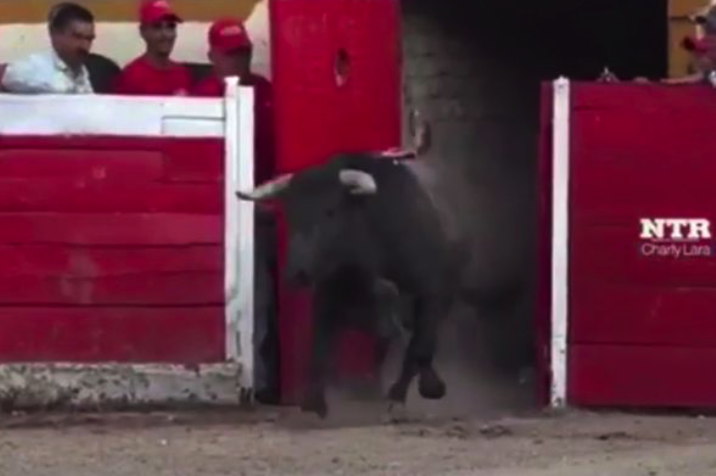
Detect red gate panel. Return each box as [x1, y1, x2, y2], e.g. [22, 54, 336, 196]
[566, 83, 716, 407]
[0, 136, 225, 363]
[270, 0, 402, 402]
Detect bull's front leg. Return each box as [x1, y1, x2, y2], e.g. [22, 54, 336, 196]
[301, 291, 336, 419]
[414, 297, 446, 400]
[386, 336, 419, 410]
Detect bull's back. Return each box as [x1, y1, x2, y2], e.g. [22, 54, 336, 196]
[356, 158, 453, 290]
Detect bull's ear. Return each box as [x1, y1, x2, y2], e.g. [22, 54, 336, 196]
[339, 169, 377, 195]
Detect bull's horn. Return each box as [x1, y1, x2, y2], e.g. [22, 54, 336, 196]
[339, 169, 377, 195]
[235, 173, 292, 201]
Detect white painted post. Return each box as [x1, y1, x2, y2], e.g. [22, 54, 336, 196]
[550, 77, 570, 409]
[223, 77, 256, 395]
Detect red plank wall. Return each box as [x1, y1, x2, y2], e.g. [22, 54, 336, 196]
[270, 0, 402, 403]
[549, 82, 716, 408]
[0, 136, 226, 364]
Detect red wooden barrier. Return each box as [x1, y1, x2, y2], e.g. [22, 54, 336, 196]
[541, 79, 716, 409]
[0, 136, 225, 363]
[0, 88, 256, 388]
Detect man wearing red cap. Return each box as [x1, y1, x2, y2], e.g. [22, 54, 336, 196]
[668, 36, 716, 84]
[193, 17, 274, 184]
[193, 18, 279, 405]
[113, 0, 191, 96]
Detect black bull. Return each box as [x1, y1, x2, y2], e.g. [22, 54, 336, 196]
[236, 152, 470, 418]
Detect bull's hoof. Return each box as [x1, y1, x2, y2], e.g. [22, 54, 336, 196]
[418, 368, 446, 400]
[383, 402, 409, 424]
[387, 382, 408, 403]
[300, 394, 329, 419]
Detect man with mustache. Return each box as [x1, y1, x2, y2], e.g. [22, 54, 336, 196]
[113, 0, 191, 96]
[1, 2, 95, 94]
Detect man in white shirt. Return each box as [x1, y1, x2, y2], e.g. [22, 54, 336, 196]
[1, 2, 95, 94]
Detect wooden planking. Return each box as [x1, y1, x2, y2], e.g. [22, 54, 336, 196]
[570, 83, 716, 342]
[0, 213, 222, 245]
[0, 244, 222, 278]
[0, 135, 229, 363]
[0, 136, 226, 183]
[0, 180, 222, 213]
[0, 307, 224, 363]
[568, 83, 716, 407]
[0, 272, 223, 305]
[571, 82, 716, 111]
[569, 344, 716, 408]
[0, 149, 164, 181]
[0, 135, 223, 151]
[161, 140, 225, 183]
[571, 282, 716, 346]
[571, 90, 716, 224]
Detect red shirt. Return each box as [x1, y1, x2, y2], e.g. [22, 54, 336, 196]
[114, 55, 192, 96]
[192, 73, 275, 184]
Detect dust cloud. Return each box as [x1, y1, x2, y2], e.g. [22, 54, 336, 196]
[317, 295, 537, 427]
[381, 300, 536, 421]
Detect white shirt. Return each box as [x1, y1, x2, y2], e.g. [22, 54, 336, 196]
[1, 51, 94, 94]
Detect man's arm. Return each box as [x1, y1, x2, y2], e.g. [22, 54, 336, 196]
[1, 55, 63, 94]
[661, 73, 705, 85]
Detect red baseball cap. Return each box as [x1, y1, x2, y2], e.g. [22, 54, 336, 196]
[208, 18, 252, 53]
[682, 35, 714, 54]
[139, 0, 182, 25]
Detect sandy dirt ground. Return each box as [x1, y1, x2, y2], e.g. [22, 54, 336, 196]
[2, 308, 712, 475]
[1, 404, 715, 476]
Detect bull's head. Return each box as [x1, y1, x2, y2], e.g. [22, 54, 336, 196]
[236, 164, 378, 285]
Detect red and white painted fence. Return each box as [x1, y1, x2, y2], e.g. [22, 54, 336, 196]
[0, 80, 255, 407]
[540, 78, 716, 410]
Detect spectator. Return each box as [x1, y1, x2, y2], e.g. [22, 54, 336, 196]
[192, 17, 279, 405]
[1, 2, 95, 94]
[662, 35, 716, 85]
[692, 3, 716, 37]
[192, 17, 275, 184]
[684, 5, 716, 85]
[113, 0, 191, 96]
